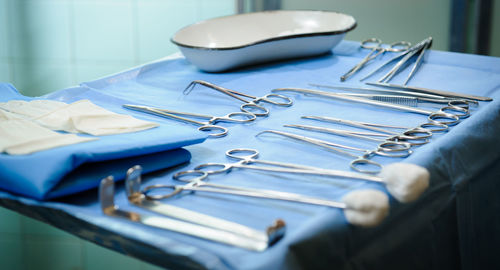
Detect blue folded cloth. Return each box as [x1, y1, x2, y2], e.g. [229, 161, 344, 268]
[0, 83, 206, 200]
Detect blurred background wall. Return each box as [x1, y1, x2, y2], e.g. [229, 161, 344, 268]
[0, 0, 498, 269]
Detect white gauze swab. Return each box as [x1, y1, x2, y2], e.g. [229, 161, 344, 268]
[342, 189, 389, 227]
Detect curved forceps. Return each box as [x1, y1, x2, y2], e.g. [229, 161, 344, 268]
[123, 104, 255, 138]
[256, 130, 410, 174]
[184, 80, 293, 117]
[143, 170, 348, 209]
[341, 38, 411, 81]
[272, 87, 468, 126]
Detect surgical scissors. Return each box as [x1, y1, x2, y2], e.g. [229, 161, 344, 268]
[341, 38, 411, 81]
[256, 130, 409, 174]
[272, 87, 468, 126]
[184, 80, 293, 117]
[123, 104, 255, 137]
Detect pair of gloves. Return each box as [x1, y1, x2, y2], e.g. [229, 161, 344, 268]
[0, 99, 158, 155]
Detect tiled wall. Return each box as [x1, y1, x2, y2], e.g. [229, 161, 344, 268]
[0, 0, 235, 269]
[0, 0, 235, 97]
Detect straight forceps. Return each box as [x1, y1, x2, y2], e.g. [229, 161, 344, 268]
[341, 38, 411, 81]
[284, 124, 417, 150]
[272, 87, 468, 126]
[184, 80, 293, 117]
[123, 104, 255, 137]
[178, 148, 382, 182]
[309, 83, 476, 111]
[302, 116, 437, 146]
[256, 130, 408, 174]
[144, 170, 349, 210]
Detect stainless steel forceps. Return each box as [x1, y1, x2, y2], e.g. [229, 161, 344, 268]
[284, 124, 417, 150]
[301, 116, 438, 146]
[177, 148, 382, 182]
[184, 80, 293, 117]
[144, 170, 349, 209]
[341, 38, 411, 81]
[257, 130, 410, 174]
[272, 87, 469, 126]
[123, 104, 255, 137]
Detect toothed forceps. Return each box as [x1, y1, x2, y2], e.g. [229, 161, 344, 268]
[184, 80, 293, 117]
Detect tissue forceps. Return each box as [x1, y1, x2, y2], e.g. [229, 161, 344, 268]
[309, 83, 477, 110]
[341, 38, 411, 81]
[123, 104, 255, 137]
[272, 87, 467, 126]
[184, 80, 293, 117]
[257, 130, 407, 174]
[302, 116, 439, 145]
[179, 148, 382, 182]
[284, 124, 416, 151]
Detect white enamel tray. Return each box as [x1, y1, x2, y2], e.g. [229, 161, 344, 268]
[172, 10, 356, 72]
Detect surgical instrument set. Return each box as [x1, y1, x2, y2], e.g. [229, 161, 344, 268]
[123, 104, 255, 137]
[173, 148, 429, 203]
[341, 38, 411, 81]
[100, 175, 285, 251]
[184, 80, 293, 117]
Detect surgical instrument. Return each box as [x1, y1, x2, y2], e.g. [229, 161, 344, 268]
[144, 171, 391, 227]
[123, 104, 255, 137]
[309, 83, 477, 109]
[99, 175, 285, 251]
[360, 37, 432, 83]
[284, 124, 417, 150]
[366, 82, 493, 102]
[174, 148, 429, 203]
[125, 165, 284, 249]
[272, 87, 467, 125]
[341, 38, 411, 81]
[302, 116, 439, 145]
[256, 130, 409, 174]
[184, 80, 293, 117]
[403, 38, 432, 85]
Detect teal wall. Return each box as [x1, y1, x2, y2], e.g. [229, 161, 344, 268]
[0, 0, 235, 97]
[0, 0, 235, 269]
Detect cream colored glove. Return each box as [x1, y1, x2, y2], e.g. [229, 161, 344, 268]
[0, 99, 159, 136]
[0, 110, 96, 155]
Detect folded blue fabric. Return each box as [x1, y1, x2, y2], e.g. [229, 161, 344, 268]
[0, 83, 207, 200]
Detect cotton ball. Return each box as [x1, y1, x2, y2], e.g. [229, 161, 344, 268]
[380, 163, 430, 203]
[342, 190, 389, 227]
